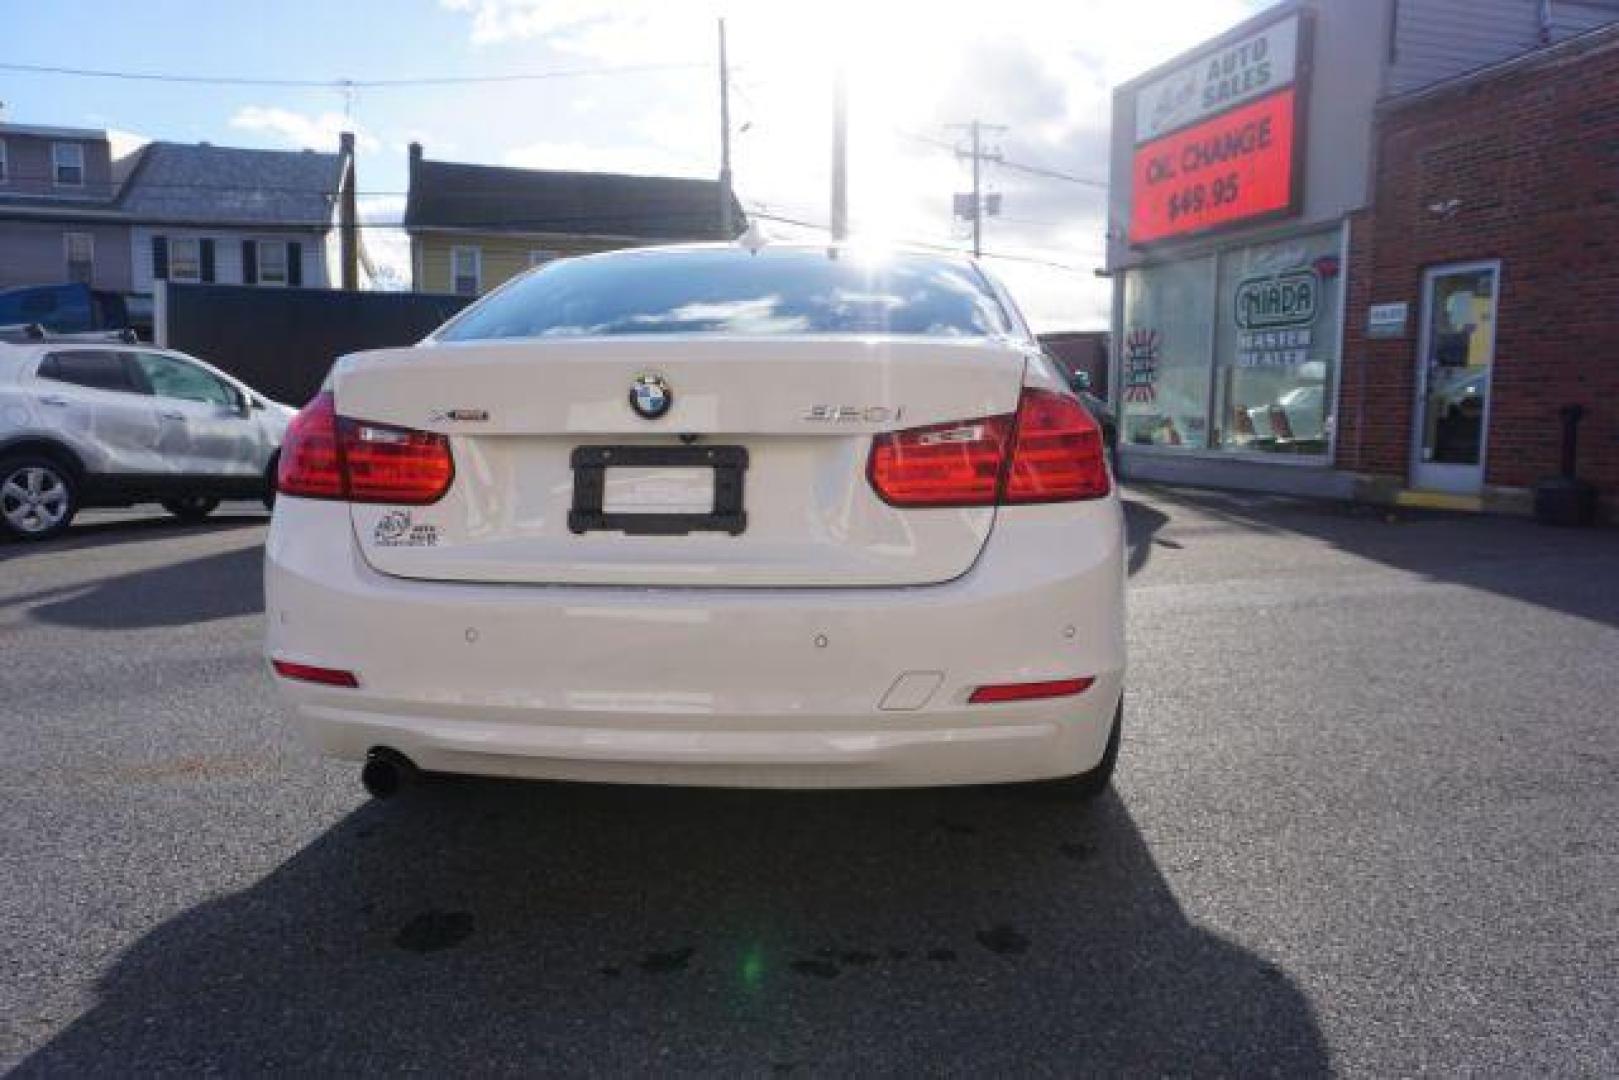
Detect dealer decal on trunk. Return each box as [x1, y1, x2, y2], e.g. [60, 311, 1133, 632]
[373, 510, 440, 548]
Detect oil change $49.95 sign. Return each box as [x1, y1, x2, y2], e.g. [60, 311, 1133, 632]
[1128, 11, 1307, 246]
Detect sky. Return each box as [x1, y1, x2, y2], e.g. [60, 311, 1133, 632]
[3, 0, 1273, 329]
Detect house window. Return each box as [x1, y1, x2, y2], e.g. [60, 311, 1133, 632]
[528, 250, 557, 268]
[64, 233, 94, 284]
[53, 143, 85, 187]
[258, 241, 289, 286]
[452, 247, 481, 295]
[169, 238, 202, 283]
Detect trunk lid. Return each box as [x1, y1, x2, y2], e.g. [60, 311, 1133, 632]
[335, 336, 1027, 587]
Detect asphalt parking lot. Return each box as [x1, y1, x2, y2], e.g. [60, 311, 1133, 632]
[3, 488, 1617, 1074]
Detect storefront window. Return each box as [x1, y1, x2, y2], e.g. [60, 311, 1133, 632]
[1212, 230, 1342, 455]
[1120, 257, 1215, 448]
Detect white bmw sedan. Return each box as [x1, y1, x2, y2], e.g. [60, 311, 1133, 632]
[265, 245, 1125, 797]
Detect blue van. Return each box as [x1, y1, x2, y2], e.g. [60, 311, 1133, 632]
[0, 283, 132, 335]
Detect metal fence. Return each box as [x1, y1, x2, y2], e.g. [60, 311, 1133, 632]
[158, 283, 472, 406]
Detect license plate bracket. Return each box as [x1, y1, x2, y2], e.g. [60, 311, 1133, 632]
[569, 445, 748, 536]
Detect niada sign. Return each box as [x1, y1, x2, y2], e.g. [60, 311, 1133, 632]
[1236, 267, 1318, 330]
[1234, 267, 1320, 367]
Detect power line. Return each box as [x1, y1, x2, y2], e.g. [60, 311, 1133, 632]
[896, 127, 1108, 190]
[0, 60, 707, 89]
[996, 157, 1108, 190]
[746, 209, 827, 232]
[894, 129, 961, 155]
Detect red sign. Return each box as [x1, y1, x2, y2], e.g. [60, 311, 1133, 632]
[1129, 87, 1298, 245]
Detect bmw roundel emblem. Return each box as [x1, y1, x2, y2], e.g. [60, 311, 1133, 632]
[629, 373, 672, 419]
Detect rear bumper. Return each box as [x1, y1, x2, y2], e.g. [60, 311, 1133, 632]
[265, 498, 1126, 788]
[289, 706, 1118, 789]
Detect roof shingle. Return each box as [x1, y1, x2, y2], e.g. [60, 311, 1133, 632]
[117, 142, 341, 228]
[404, 157, 739, 240]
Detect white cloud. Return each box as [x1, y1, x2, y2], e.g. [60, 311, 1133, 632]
[439, 0, 712, 50]
[228, 106, 381, 153]
[107, 129, 151, 160]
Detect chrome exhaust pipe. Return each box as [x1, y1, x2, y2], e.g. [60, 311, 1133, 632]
[361, 748, 419, 799]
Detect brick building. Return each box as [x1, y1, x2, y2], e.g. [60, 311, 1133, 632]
[1339, 27, 1619, 513]
[1105, 0, 1619, 520]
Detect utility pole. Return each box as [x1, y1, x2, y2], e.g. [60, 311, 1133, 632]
[951, 120, 1005, 257]
[970, 121, 983, 256]
[717, 18, 735, 239]
[339, 130, 358, 291]
[831, 65, 848, 242]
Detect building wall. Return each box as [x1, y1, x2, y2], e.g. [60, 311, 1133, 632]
[411, 230, 639, 295]
[1338, 28, 1619, 500]
[130, 226, 330, 294]
[0, 219, 131, 290]
[1549, 0, 1619, 38]
[1388, 0, 1619, 95]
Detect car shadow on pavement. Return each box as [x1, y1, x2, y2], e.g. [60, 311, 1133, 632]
[21, 543, 263, 628]
[1135, 482, 1619, 629]
[14, 780, 1328, 1074]
[1122, 497, 1172, 577]
[0, 514, 266, 557]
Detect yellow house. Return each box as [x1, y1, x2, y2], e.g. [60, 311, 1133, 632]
[404, 143, 743, 296]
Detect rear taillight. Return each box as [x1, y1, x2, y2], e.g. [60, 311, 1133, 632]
[867, 387, 1109, 508]
[277, 391, 454, 505]
[338, 416, 455, 503]
[867, 414, 1014, 507]
[1003, 388, 1111, 503]
[278, 392, 344, 499]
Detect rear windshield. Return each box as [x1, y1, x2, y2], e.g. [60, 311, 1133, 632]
[437, 249, 1015, 341]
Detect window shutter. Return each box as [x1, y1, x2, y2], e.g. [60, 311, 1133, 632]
[242, 240, 258, 285]
[200, 238, 216, 283]
[287, 241, 303, 286]
[152, 236, 169, 280]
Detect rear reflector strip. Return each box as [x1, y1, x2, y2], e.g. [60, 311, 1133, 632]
[271, 659, 360, 688]
[968, 677, 1095, 704]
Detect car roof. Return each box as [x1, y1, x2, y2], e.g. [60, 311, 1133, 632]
[562, 240, 983, 271]
[0, 340, 255, 391]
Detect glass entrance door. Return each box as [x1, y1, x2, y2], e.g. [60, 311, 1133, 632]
[1412, 263, 1499, 494]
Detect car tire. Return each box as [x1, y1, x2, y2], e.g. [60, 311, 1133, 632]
[263, 452, 279, 511]
[161, 496, 221, 523]
[1105, 425, 1122, 481]
[0, 455, 80, 542]
[1022, 697, 1122, 802]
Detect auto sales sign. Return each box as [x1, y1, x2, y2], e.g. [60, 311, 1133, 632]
[1129, 12, 1310, 246]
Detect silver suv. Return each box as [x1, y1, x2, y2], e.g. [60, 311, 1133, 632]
[0, 330, 295, 540]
